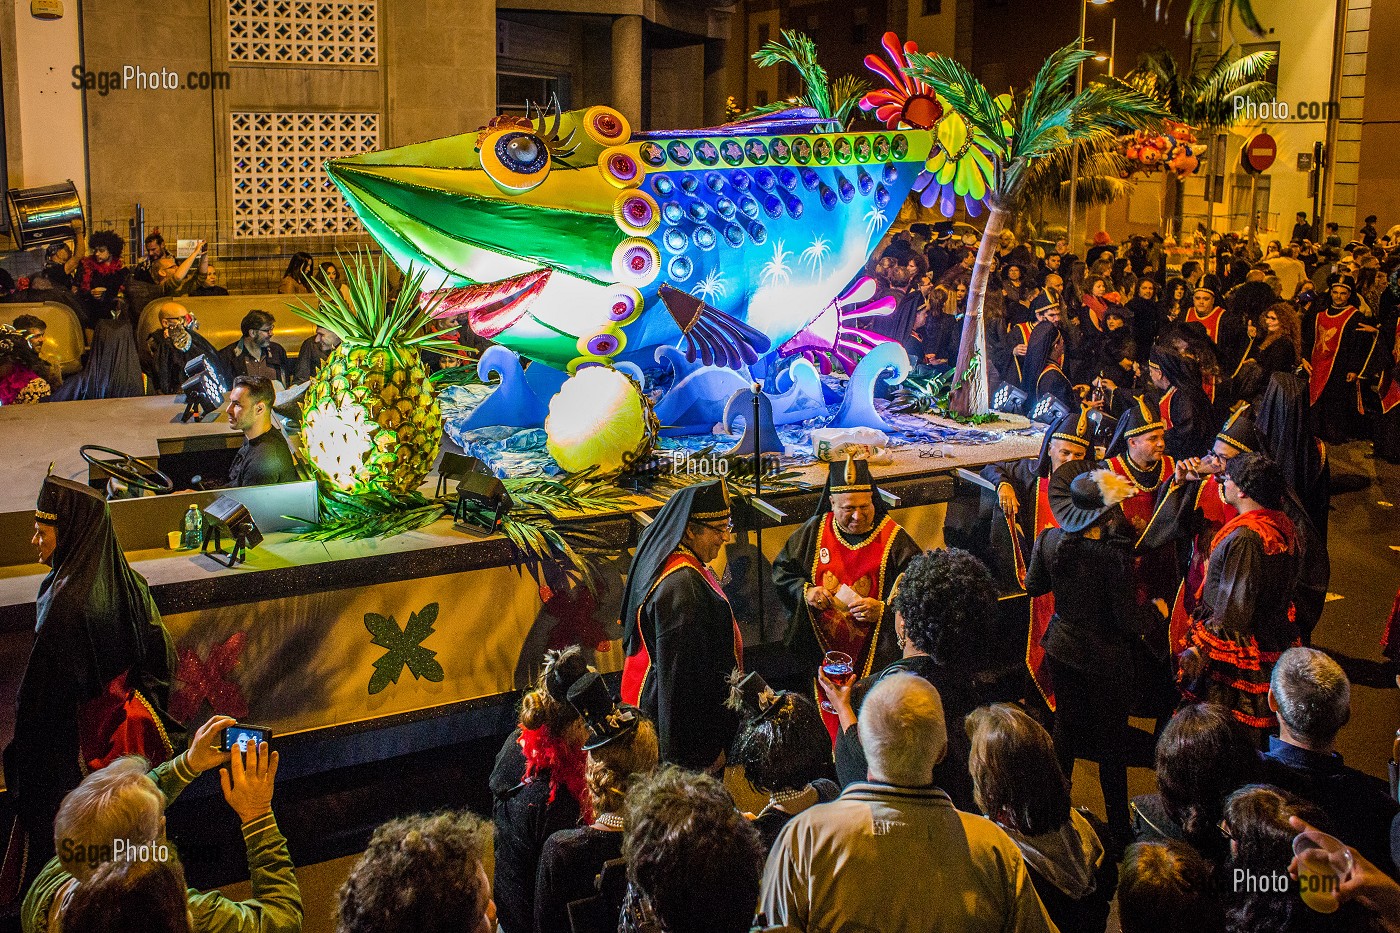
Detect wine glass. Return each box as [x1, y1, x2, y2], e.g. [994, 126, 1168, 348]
[819, 650, 855, 714]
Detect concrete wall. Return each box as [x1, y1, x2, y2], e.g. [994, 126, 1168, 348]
[1356, 0, 1398, 230]
[8, 0, 86, 196]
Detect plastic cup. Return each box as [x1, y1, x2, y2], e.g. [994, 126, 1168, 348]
[1292, 830, 1353, 914]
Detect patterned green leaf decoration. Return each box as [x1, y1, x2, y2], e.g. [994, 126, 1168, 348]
[365, 602, 445, 695]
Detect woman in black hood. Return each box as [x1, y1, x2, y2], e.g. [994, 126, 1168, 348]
[4, 476, 182, 870]
[1147, 347, 1215, 459]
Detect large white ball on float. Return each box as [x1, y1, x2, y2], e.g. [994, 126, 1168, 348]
[545, 366, 651, 474]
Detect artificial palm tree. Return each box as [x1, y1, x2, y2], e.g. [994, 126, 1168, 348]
[902, 44, 1168, 413]
[742, 30, 869, 132]
[1127, 46, 1276, 236]
[1149, 0, 1267, 37]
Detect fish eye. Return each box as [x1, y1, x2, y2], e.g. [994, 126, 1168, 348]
[480, 129, 552, 193]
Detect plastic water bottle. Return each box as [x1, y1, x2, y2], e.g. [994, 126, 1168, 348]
[181, 504, 203, 550]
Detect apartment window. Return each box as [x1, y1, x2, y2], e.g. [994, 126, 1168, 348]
[496, 73, 569, 116]
[758, 23, 770, 46]
[851, 8, 869, 44]
[922, 0, 942, 14]
[1241, 41, 1281, 87]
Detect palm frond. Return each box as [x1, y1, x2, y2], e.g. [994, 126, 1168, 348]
[829, 74, 872, 130]
[752, 30, 832, 118]
[1148, 0, 1266, 37]
[1007, 139, 1131, 213]
[295, 483, 445, 540]
[1066, 79, 1169, 134]
[1127, 47, 1184, 117]
[905, 51, 1010, 160]
[736, 98, 805, 121]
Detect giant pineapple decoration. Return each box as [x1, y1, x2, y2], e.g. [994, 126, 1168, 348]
[294, 253, 463, 497]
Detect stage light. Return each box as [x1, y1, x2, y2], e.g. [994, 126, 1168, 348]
[445, 455, 514, 535]
[179, 354, 228, 422]
[992, 383, 1028, 414]
[201, 495, 263, 567]
[1029, 394, 1071, 424]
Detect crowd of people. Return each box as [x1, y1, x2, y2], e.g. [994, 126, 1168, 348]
[0, 232, 365, 404]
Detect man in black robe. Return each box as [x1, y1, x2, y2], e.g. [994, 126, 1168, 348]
[619, 481, 742, 772]
[772, 456, 920, 734]
[4, 477, 182, 871]
[1179, 452, 1301, 745]
[1303, 273, 1380, 443]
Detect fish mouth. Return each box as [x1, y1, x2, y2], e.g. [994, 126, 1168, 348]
[432, 268, 552, 339]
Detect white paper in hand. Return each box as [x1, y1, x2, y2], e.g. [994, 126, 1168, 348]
[834, 584, 862, 609]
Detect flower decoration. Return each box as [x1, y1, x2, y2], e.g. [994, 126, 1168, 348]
[860, 32, 1012, 218]
[170, 632, 249, 724]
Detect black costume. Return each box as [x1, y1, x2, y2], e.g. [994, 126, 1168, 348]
[619, 481, 741, 770]
[3, 477, 181, 870]
[1257, 372, 1330, 546]
[227, 430, 299, 487]
[1022, 321, 1074, 412]
[1025, 459, 1165, 838]
[1303, 275, 1379, 443]
[219, 339, 291, 384]
[55, 310, 145, 401]
[535, 826, 623, 933]
[772, 457, 920, 692]
[147, 326, 228, 396]
[1150, 347, 1214, 460]
[490, 650, 591, 933]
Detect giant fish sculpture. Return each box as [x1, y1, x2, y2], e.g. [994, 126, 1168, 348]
[327, 33, 1005, 385]
[328, 105, 930, 374]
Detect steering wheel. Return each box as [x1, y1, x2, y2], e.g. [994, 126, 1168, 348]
[79, 445, 175, 494]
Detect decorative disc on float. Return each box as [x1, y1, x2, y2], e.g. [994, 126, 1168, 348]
[599, 148, 643, 188]
[612, 237, 660, 286]
[583, 106, 631, 146]
[604, 285, 645, 325]
[614, 190, 660, 236]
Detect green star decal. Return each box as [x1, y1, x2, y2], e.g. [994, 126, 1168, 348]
[365, 602, 444, 695]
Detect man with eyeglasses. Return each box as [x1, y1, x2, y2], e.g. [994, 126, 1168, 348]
[773, 454, 920, 738]
[619, 480, 744, 773]
[219, 309, 289, 384]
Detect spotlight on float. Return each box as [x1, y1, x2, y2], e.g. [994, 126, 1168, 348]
[440, 454, 513, 536]
[991, 383, 1028, 415]
[179, 354, 228, 422]
[201, 495, 262, 567]
[1029, 394, 1071, 425]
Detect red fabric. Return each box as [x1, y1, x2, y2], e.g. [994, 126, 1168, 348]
[1027, 476, 1058, 711]
[77, 671, 174, 774]
[1308, 306, 1359, 405]
[1207, 507, 1295, 560]
[78, 256, 124, 294]
[1381, 320, 1400, 414]
[1380, 588, 1400, 662]
[518, 724, 592, 823]
[1158, 387, 1176, 432]
[811, 515, 903, 738]
[1186, 305, 1225, 343]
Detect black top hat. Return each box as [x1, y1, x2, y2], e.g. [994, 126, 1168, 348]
[688, 479, 731, 522]
[568, 672, 640, 751]
[725, 670, 783, 723]
[828, 454, 875, 496]
[544, 646, 591, 706]
[1326, 273, 1356, 295]
[1036, 410, 1094, 477]
[1215, 405, 1262, 455]
[1048, 458, 1137, 533]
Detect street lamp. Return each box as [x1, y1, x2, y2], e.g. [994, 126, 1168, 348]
[1067, 0, 1114, 255]
[1093, 19, 1117, 77]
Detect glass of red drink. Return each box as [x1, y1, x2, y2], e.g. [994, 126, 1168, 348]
[820, 650, 855, 713]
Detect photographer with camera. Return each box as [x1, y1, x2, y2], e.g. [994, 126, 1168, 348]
[21, 714, 302, 933]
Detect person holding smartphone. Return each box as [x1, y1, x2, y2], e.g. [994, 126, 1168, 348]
[20, 715, 302, 933]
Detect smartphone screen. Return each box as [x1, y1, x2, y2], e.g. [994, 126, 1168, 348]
[220, 724, 271, 752]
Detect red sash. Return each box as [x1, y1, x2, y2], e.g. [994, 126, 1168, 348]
[1158, 387, 1176, 432]
[1186, 305, 1225, 343]
[1381, 320, 1400, 414]
[1027, 476, 1058, 711]
[619, 550, 742, 707]
[1112, 454, 1177, 605]
[1308, 306, 1358, 405]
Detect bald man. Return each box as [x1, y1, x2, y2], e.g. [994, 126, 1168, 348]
[146, 300, 229, 395]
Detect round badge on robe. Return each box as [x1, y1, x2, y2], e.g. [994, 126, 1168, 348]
[820, 547, 830, 564]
